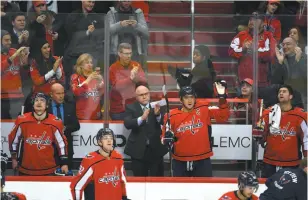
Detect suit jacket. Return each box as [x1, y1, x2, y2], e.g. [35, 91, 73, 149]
[124, 101, 168, 160]
[48, 99, 80, 136]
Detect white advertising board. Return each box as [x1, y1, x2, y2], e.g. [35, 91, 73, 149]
[5, 179, 267, 200]
[0, 122, 264, 160]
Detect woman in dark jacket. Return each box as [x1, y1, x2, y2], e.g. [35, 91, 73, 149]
[169, 45, 216, 98]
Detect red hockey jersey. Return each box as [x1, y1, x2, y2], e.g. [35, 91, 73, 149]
[8, 113, 68, 175]
[70, 74, 104, 120]
[219, 191, 258, 200]
[1, 48, 24, 99]
[229, 30, 276, 87]
[162, 99, 230, 161]
[70, 150, 127, 200]
[264, 16, 281, 42]
[261, 106, 307, 166]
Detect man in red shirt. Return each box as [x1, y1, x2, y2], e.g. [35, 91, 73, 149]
[219, 171, 259, 200]
[259, 85, 307, 178]
[70, 128, 129, 200]
[161, 82, 230, 177]
[109, 43, 146, 120]
[8, 92, 68, 176]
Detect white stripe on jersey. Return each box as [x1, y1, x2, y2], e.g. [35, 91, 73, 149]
[75, 167, 93, 200]
[12, 126, 21, 151]
[121, 164, 127, 184]
[54, 130, 66, 156]
[301, 120, 308, 150]
[230, 38, 243, 53]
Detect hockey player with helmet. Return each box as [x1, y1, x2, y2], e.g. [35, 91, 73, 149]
[259, 158, 307, 200]
[161, 81, 230, 177]
[1, 150, 27, 200]
[8, 92, 69, 175]
[219, 171, 259, 200]
[70, 128, 129, 200]
[257, 85, 307, 178]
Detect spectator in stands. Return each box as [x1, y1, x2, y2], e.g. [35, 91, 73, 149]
[107, 0, 149, 64]
[229, 12, 276, 88]
[64, 0, 104, 90]
[168, 45, 216, 98]
[8, 12, 29, 49]
[9, 92, 69, 176]
[258, 0, 282, 42]
[1, 0, 20, 31]
[27, 1, 61, 55]
[233, 78, 255, 124]
[271, 37, 307, 109]
[289, 26, 307, 54]
[259, 85, 307, 178]
[29, 39, 64, 95]
[71, 53, 104, 120]
[109, 43, 146, 120]
[124, 82, 168, 177]
[1, 30, 29, 119]
[49, 83, 80, 170]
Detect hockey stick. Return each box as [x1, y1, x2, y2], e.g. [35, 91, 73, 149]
[161, 64, 174, 177]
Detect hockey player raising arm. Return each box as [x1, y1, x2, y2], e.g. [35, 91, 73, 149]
[258, 85, 307, 178]
[70, 128, 129, 200]
[8, 93, 68, 175]
[219, 171, 259, 200]
[161, 81, 230, 177]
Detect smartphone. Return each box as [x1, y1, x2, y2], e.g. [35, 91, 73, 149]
[95, 67, 101, 73]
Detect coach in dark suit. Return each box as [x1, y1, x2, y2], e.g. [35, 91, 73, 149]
[124, 82, 168, 177]
[49, 83, 80, 170]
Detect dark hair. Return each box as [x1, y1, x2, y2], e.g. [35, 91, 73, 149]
[11, 12, 26, 22]
[278, 84, 294, 95]
[135, 81, 149, 90]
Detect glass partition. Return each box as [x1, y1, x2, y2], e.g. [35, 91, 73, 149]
[1, 1, 307, 197]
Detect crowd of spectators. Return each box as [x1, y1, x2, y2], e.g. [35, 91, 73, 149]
[1, 0, 307, 179]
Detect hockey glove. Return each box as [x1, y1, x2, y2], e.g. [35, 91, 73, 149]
[214, 80, 227, 99]
[163, 130, 177, 146]
[55, 168, 74, 176]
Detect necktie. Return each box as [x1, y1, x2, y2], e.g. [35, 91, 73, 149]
[56, 104, 62, 120]
[143, 106, 148, 123]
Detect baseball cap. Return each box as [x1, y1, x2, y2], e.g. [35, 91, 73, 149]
[241, 78, 253, 86]
[33, 1, 46, 7]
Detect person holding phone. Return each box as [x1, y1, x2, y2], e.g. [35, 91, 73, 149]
[107, 0, 149, 64]
[1, 30, 29, 119]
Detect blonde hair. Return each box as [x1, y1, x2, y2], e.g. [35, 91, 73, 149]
[74, 53, 93, 76]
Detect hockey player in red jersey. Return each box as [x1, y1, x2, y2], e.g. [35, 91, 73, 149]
[219, 171, 259, 200]
[258, 85, 307, 178]
[70, 128, 129, 200]
[8, 93, 69, 176]
[161, 82, 230, 177]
